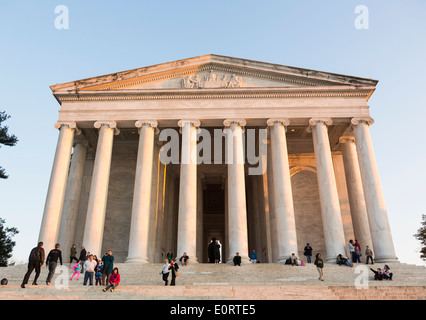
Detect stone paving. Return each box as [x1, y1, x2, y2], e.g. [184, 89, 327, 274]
[1, 262, 425, 300]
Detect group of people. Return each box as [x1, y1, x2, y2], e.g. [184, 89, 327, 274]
[20, 242, 120, 292]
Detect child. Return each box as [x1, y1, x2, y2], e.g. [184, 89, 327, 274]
[370, 267, 383, 280]
[314, 253, 324, 281]
[103, 268, 120, 292]
[95, 260, 103, 286]
[70, 260, 81, 281]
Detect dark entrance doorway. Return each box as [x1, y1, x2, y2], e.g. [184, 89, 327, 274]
[203, 183, 225, 263]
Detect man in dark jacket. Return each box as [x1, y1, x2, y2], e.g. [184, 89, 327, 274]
[45, 243, 63, 285]
[21, 242, 45, 288]
[79, 246, 87, 273]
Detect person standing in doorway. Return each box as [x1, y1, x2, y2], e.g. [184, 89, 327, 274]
[21, 242, 45, 288]
[214, 240, 221, 264]
[45, 243, 63, 285]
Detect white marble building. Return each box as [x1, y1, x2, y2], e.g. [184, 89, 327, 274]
[39, 54, 398, 264]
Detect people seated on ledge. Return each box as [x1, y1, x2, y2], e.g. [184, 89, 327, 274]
[370, 267, 383, 280]
[383, 265, 393, 280]
[285, 253, 300, 266]
[336, 254, 353, 267]
[233, 252, 241, 266]
[179, 252, 189, 266]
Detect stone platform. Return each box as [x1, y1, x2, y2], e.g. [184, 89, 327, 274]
[1, 262, 425, 300]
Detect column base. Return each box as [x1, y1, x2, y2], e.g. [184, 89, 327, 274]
[374, 256, 399, 264]
[125, 257, 149, 264]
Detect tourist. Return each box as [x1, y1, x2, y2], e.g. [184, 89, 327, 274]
[304, 243, 313, 263]
[169, 258, 179, 286]
[101, 250, 114, 285]
[103, 267, 120, 292]
[70, 260, 81, 281]
[370, 267, 383, 280]
[348, 240, 356, 263]
[45, 243, 63, 285]
[336, 254, 353, 267]
[314, 253, 324, 281]
[69, 244, 78, 267]
[250, 250, 258, 263]
[160, 259, 170, 286]
[21, 241, 45, 288]
[290, 253, 299, 266]
[79, 246, 87, 273]
[179, 252, 189, 266]
[95, 260, 103, 286]
[214, 240, 221, 263]
[83, 254, 97, 285]
[208, 238, 216, 263]
[166, 249, 173, 263]
[355, 246, 361, 263]
[233, 252, 241, 266]
[365, 246, 374, 265]
[383, 265, 393, 280]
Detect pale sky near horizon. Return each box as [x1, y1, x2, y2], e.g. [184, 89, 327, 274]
[0, 1, 425, 266]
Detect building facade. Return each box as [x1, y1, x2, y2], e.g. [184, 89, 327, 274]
[39, 54, 398, 264]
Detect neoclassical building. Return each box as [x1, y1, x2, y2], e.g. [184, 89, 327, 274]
[39, 54, 398, 264]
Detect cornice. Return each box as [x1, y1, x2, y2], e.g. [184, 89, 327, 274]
[54, 86, 374, 103]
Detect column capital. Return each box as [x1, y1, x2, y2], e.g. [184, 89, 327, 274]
[266, 118, 290, 127]
[223, 118, 247, 127]
[306, 118, 333, 133]
[178, 119, 201, 128]
[135, 120, 158, 128]
[94, 120, 120, 135]
[54, 121, 81, 135]
[339, 136, 356, 144]
[351, 117, 375, 126]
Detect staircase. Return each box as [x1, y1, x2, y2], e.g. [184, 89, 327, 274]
[1, 262, 425, 300]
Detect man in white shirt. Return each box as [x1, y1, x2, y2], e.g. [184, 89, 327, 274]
[83, 255, 97, 286]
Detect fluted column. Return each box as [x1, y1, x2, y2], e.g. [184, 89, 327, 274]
[82, 121, 119, 256]
[308, 118, 347, 262]
[267, 118, 298, 263]
[176, 119, 200, 263]
[126, 120, 158, 263]
[339, 136, 373, 253]
[58, 135, 89, 252]
[351, 117, 398, 262]
[224, 119, 250, 264]
[39, 121, 79, 252]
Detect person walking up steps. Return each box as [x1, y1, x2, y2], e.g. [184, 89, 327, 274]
[314, 253, 324, 281]
[160, 259, 170, 286]
[21, 242, 45, 288]
[45, 243, 63, 286]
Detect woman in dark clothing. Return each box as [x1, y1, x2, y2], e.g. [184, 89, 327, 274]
[208, 237, 216, 263]
[168, 259, 179, 286]
[214, 240, 221, 263]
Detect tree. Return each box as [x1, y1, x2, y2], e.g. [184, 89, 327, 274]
[0, 218, 19, 267]
[0, 111, 18, 179]
[414, 214, 426, 261]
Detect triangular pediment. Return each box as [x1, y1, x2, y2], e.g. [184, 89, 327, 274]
[50, 54, 378, 93]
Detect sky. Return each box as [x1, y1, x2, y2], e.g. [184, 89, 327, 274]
[0, 0, 425, 266]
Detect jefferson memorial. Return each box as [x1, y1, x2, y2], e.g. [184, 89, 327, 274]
[38, 54, 398, 264]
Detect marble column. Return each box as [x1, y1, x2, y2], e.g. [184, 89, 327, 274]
[224, 119, 250, 264]
[351, 117, 398, 262]
[308, 118, 347, 262]
[39, 121, 79, 252]
[58, 135, 89, 253]
[176, 119, 200, 263]
[126, 120, 158, 263]
[82, 121, 119, 256]
[267, 118, 298, 263]
[339, 136, 373, 253]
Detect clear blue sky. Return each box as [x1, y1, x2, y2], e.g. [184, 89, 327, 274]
[0, 0, 425, 266]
